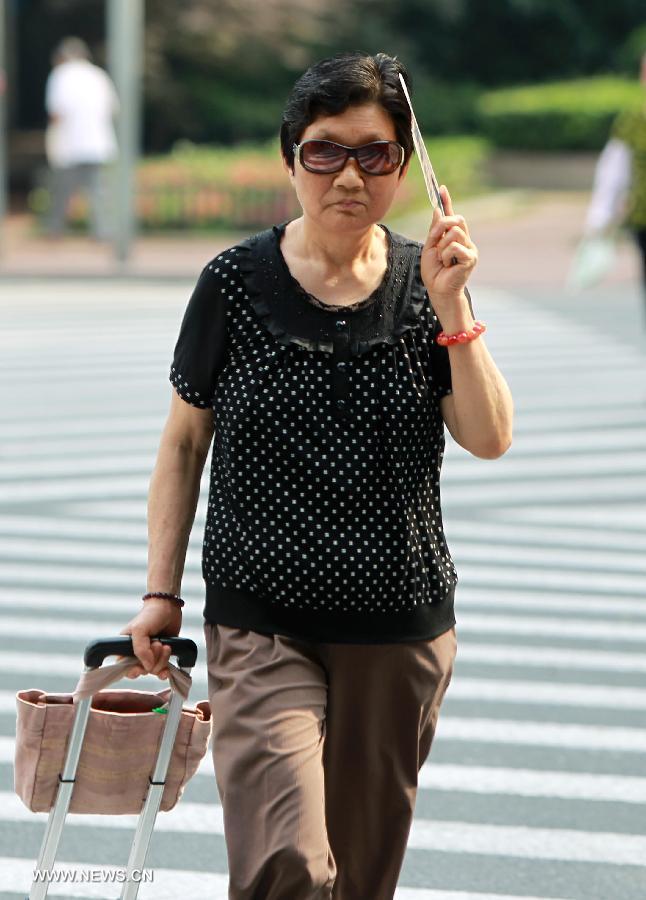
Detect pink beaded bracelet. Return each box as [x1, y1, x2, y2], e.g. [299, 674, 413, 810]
[436, 321, 486, 347]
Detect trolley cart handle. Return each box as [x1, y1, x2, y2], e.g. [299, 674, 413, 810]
[84, 636, 198, 669]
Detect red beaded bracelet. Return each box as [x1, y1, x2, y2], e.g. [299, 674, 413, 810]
[436, 321, 486, 347]
[142, 592, 185, 608]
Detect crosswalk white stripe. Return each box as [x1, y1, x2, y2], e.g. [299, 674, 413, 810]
[1, 398, 640, 437]
[1, 435, 158, 458]
[447, 519, 646, 552]
[48, 499, 202, 521]
[415, 763, 646, 803]
[0, 651, 207, 681]
[0, 857, 580, 899]
[2, 584, 645, 620]
[397, 892, 571, 900]
[451, 542, 646, 572]
[436, 717, 646, 752]
[4, 534, 644, 576]
[493, 503, 646, 529]
[513, 405, 646, 431]
[3, 473, 646, 507]
[0, 540, 148, 565]
[2, 734, 645, 804]
[407, 819, 646, 866]
[446, 677, 646, 709]
[448, 451, 646, 480]
[6, 420, 645, 456]
[2, 511, 645, 554]
[0, 587, 205, 617]
[0, 588, 201, 616]
[5, 641, 646, 682]
[5, 447, 646, 482]
[457, 588, 646, 617]
[4, 611, 646, 648]
[457, 613, 646, 642]
[0, 416, 163, 439]
[0, 563, 204, 591]
[491, 427, 646, 453]
[457, 642, 646, 671]
[5, 672, 646, 753]
[7, 447, 646, 489]
[442, 476, 646, 506]
[4, 669, 646, 714]
[0, 616, 206, 645]
[457, 564, 646, 594]
[0, 455, 156, 480]
[1, 559, 644, 600]
[7, 559, 646, 602]
[0, 476, 149, 502]
[0, 516, 148, 540]
[394, 887, 563, 900]
[2, 795, 645, 866]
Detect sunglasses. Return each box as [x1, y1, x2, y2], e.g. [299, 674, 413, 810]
[293, 139, 405, 176]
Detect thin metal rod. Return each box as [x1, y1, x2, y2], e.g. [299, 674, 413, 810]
[30, 690, 93, 899]
[120, 668, 190, 900]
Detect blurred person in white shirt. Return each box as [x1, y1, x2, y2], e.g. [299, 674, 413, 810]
[582, 50, 646, 306]
[45, 37, 119, 240]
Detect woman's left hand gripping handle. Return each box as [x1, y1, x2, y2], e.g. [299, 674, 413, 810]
[119, 598, 183, 680]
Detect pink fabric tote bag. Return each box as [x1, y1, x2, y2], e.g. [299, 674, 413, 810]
[14, 657, 212, 815]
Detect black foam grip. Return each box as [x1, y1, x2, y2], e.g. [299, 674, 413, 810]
[83, 636, 198, 669]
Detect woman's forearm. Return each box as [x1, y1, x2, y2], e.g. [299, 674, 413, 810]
[146, 440, 208, 595]
[445, 336, 513, 459]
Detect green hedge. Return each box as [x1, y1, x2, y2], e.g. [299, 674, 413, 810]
[477, 77, 644, 152]
[409, 78, 481, 136]
[30, 135, 492, 233]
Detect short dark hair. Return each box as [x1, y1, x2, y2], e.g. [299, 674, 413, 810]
[280, 52, 413, 172]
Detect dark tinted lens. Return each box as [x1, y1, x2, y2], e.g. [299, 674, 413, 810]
[356, 142, 401, 174]
[301, 141, 347, 172]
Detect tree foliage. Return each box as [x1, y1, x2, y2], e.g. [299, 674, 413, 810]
[16, 0, 646, 150]
[140, 0, 645, 150]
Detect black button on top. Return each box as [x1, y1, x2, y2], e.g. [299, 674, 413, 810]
[336, 399, 346, 409]
[335, 319, 347, 331]
[336, 361, 347, 372]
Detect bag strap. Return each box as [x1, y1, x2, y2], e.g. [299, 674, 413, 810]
[73, 657, 191, 703]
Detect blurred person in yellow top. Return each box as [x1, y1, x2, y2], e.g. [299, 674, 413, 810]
[44, 37, 119, 240]
[584, 50, 646, 305]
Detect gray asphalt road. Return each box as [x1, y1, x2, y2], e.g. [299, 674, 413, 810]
[1, 277, 645, 900]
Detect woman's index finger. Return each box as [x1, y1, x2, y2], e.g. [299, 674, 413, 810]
[440, 184, 453, 216]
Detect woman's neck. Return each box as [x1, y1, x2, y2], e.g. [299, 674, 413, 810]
[289, 217, 386, 273]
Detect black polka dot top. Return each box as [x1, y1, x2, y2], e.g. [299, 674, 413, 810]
[170, 221, 458, 644]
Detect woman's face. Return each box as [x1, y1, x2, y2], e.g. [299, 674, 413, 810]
[285, 102, 409, 233]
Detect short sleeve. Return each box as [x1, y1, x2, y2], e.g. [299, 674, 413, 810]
[169, 263, 229, 409]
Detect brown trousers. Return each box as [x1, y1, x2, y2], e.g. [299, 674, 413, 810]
[204, 622, 457, 900]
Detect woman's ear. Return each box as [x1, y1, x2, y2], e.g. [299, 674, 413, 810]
[281, 154, 296, 183]
[398, 159, 410, 181]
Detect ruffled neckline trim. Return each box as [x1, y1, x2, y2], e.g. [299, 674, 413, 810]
[236, 220, 427, 356]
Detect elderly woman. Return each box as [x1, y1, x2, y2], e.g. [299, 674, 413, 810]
[121, 52, 512, 900]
